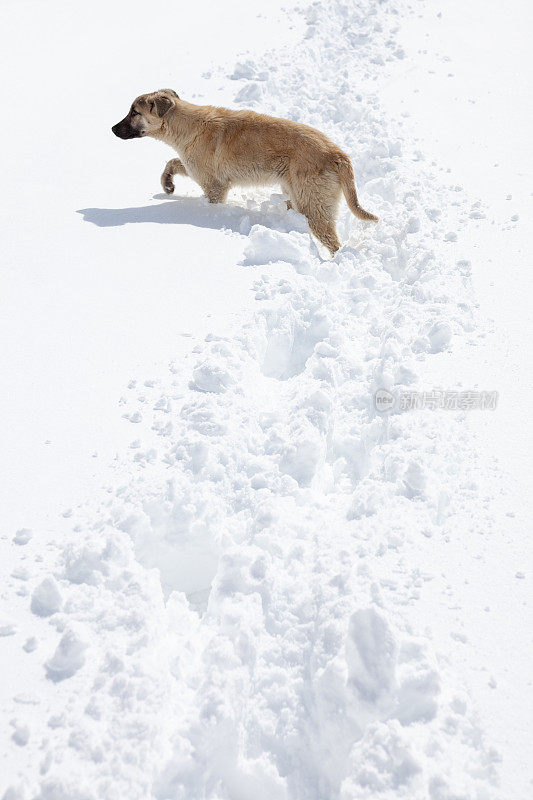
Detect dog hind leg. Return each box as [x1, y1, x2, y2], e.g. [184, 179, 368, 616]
[291, 176, 342, 255]
[281, 182, 293, 211]
[306, 212, 342, 255]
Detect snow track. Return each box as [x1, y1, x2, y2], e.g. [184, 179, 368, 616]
[2, 1, 519, 798]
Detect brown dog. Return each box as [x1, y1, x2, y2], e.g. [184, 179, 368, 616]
[112, 89, 377, 254]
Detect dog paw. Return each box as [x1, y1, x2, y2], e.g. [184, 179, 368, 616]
[161, 174, 175, 195]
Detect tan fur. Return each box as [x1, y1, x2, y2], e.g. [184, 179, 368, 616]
[112, 89, 378, 254]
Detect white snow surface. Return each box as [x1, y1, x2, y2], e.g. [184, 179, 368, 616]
[1, 1, 532, 799]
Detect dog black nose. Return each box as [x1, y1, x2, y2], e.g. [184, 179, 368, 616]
[111, 124, 118, 135]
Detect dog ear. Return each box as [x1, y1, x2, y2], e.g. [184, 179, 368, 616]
[153, 94, 174, 117]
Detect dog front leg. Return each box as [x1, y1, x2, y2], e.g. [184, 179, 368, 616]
[161, 158, 188, 195]
[202, 179, 230, 204]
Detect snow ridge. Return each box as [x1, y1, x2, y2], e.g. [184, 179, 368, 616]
[4, 1, 501, 799]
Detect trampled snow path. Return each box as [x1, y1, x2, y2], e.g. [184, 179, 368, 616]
[1, 1, 527, 798]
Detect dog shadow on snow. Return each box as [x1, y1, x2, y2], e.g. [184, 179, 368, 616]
[77, 194, 308, 238]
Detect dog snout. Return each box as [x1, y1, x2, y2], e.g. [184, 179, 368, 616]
[112, 118, 136, 139]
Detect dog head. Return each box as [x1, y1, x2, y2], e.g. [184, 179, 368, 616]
[111, 89, 179, 139]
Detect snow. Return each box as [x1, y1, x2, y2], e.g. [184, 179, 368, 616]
[243, 226, 311, 267]
[44, 627, 88, 683]
[377, 2, 533, 792]
[30, 580, 63, 618]
[1, 0, 532, 799]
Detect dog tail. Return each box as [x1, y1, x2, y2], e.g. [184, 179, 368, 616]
[337, 156, 378, 222]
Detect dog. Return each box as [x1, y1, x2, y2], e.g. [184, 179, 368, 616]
[112, 89, 377, 254]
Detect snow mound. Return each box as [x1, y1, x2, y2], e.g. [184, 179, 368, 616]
[30, 578, 63, 617]
[242, 225, 311, 266]
[45, 627, 88, 682]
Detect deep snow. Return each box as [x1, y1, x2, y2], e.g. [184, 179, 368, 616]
[1, 1, 532, 799]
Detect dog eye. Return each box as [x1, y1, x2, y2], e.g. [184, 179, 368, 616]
[131, 109, 139, 117]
